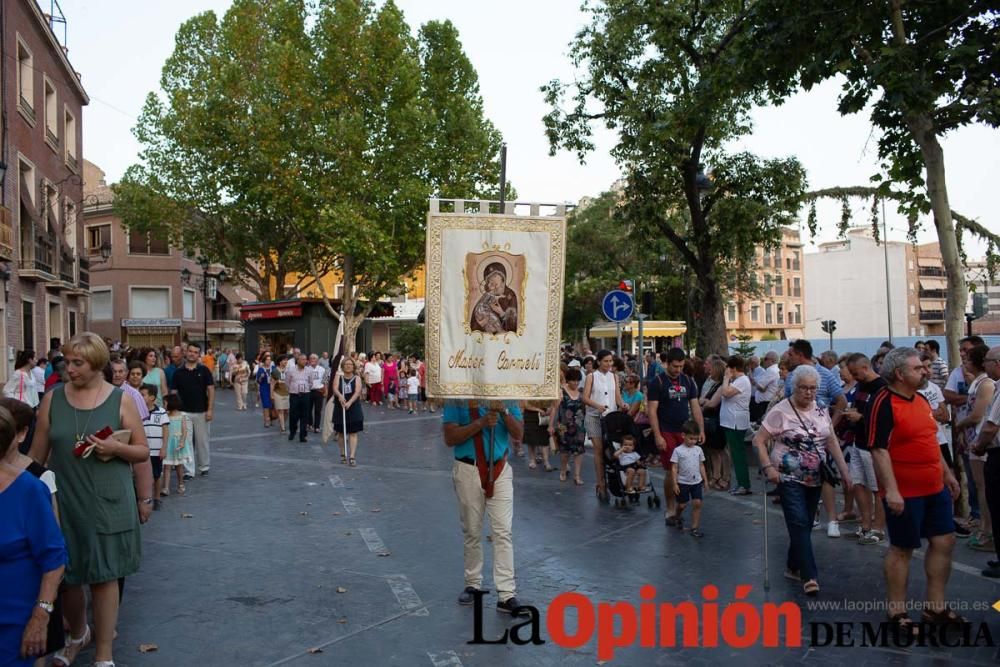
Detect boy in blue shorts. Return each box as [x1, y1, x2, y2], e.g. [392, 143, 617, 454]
[670, 420, 708, 537]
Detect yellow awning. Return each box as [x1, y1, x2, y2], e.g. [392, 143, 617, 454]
[589, 320, 687, 338]
[919, 278, 947, 290]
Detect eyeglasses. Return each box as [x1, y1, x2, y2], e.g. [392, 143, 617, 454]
[796, 386, 818, 393]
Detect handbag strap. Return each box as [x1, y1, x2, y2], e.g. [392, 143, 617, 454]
[787, 400, 816, 437]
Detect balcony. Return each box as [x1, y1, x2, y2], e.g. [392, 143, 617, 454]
[45, 127, 59, 147]
[19, 232, 55, 280]
[66, 154, 79, 172]
[57, 248, 75, 287]
[919, 289, 947, 300]
[919, 266, 946, 278]
[77, 257, 90, 290]
[920, 310, 945, 323]
[19, 97, 35, 123]
[0, 208, 13, 260]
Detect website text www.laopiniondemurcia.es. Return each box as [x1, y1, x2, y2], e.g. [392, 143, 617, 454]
[466, 585, 996, 660]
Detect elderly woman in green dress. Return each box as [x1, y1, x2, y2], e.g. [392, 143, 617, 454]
[30, 333, 150, 667]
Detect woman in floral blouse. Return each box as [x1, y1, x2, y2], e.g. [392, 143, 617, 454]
[753, 364, 851, 597]
[549, 366, 587, 485]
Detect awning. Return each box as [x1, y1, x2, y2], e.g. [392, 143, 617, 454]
[589, 320, 687, 338]
[919, 278, 947, 290]
[917, 256, 940, 267]
[19, 180, 38, 223]
[919, 300, 946, 311]
[216, 283, 246, 305]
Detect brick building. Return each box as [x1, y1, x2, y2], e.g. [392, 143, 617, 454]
[82, 160, 246, 351]
[1, 0, 89, 379]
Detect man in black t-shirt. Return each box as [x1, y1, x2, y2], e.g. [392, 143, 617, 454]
[647, 348, 704, 521]
[845, 353, 887, 543]
[173, 343, 215, 476]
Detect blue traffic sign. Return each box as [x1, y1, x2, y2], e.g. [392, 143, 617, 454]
[602, 290, 634, 322]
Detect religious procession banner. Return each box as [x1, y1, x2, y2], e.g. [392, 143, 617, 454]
[425, 200, 566, 400]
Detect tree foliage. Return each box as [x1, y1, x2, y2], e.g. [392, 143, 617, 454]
[562, 190, 687, 342]
[394, 323, 426, 359]
[543, 0, 808, 357]
[115, 0, 507, 353]
[746, 0, 1000, 361]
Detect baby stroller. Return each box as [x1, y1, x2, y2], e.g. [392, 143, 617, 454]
[598, 411, 661, 510]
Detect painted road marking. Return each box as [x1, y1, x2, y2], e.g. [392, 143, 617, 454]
[359, 527, 388, 554]
[427, 651, 463, 667]
[341, 496, 361, 515]
[387, 574, 428, 616]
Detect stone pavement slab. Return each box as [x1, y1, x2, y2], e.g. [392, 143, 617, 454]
[73, 392, 1000, 665]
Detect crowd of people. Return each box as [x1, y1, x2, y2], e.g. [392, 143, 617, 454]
[3, 330, 997, 659]
[450, 336, 998, 621]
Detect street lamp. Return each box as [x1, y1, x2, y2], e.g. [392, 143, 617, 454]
[182, 259, 227, 349]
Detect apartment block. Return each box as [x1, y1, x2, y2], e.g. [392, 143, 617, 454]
[726, 226, 806, 340]
[1, 0, 89, 378]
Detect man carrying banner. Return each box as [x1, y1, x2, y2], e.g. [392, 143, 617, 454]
[443, 400, 526, 615]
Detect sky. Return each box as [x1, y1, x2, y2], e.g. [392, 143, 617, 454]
[63, 0, 997, 257]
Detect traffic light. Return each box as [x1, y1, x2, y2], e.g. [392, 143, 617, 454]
[641, 292, 654, 314]
[972, 292, 988, 319]
[618, 280, 633, 293]
[821, 320, 837, 334]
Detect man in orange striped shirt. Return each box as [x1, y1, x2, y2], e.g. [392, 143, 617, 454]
[869, 347, 962, 630]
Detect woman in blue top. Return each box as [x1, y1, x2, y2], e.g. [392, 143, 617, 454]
[0, 405, 67, 666]
[256, 353, 275, 428]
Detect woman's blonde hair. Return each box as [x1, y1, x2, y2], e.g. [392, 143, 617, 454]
[63, 332, 110, 372]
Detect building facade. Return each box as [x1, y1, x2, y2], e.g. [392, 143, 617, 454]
[804, 227, 946, 340]
[725, 226, 806, 340]
[966, 259, 1000, 336]
[1, 0, 90, 379]
[82, 160, 245, 350]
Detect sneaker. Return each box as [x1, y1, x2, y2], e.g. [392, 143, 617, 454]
[497, 597, 530, 617]
[199, 469, 210, 477]
[457, 586, 480, 605]
[858, 530, 883, 545]
[955, 523, 972, 538]
[847, 526, 864, 540]
[664, 514, 678, 527]
[689, 528, 704, 538]
[970, 536, 995, 552]
[183, 473, 194, 480]
[827, 521, 841, 538]
[812, 517, 822, 530]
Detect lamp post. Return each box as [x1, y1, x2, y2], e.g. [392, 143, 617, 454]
[181, 258, 227, 349]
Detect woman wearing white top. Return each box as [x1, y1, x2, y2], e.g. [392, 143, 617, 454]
[3, 350, 39, 409]
[581, 350, 626, 497]
[705, 355, 752, 494]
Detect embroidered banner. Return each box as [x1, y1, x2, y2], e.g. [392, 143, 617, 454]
[425, 201, 566, 399]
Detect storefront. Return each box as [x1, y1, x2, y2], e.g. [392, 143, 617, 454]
[122, 318, 182, 349]
[588, 320, 687, 354]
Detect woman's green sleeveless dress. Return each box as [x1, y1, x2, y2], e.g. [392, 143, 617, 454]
[46, 386, 141, 585]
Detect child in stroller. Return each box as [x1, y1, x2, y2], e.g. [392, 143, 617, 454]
[600, 411, 661, 509]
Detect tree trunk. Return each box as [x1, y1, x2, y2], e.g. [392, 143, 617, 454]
[692, 275, 729, 358]
[906, 114, 965, 366]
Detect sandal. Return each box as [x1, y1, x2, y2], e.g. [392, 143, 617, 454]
[341, 455, 347, 464]
[559, 471, 567, 482]
[802, 580, 819, 596]
[178, 483, 186, 495]
[53, 624, 92, 667]
[544, 464, 554, 472]
[886, 612, 919, 637]
[349, 458, 357, 467]
[528, 462, 537, 470]
[921, 607, 969, 626]
[574, 477, 584, 486]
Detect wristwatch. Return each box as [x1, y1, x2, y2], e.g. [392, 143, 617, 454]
[139, 497, 154, 505]
[36, 600, 54, 614]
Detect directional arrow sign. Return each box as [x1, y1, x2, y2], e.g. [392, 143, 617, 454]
[602, 290, 634, 322]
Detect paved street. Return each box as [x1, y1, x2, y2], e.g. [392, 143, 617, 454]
[84, 391, 1000, 665]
